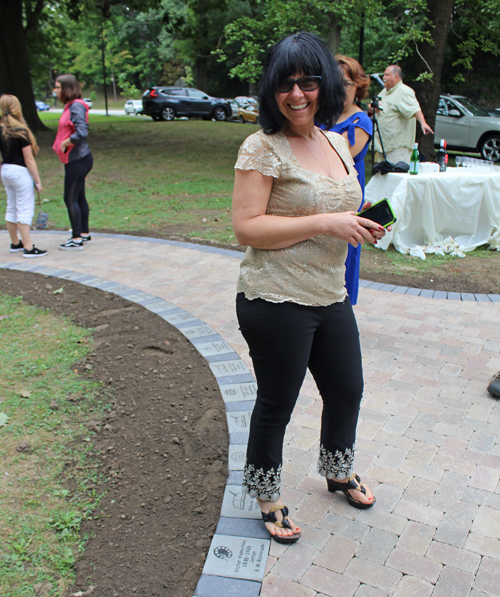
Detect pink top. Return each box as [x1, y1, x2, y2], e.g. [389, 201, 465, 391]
[52, 99, 89, 164]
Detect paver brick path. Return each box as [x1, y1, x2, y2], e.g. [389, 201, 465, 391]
[4, 231, 500, 597]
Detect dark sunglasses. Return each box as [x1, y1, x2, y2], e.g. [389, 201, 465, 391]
[275, 76, 322, 94]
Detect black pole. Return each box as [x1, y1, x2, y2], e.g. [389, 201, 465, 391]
[101, 21, 108, 116]
[358, 12, 365, 67]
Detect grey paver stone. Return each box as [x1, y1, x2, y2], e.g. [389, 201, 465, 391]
[469, 466, 500, 492]
[321, 514, 370, 542]
[433, 565, 475, 597]
[429, 494, 478, 519]
[294, 494, 334, 527]
[468, 432, 497, 453]
[355, 528, 397, 564]
[269, 542, 319, 582]
[463, 486, 500, 510]
[353, 586, 388, 597]
[436, 470, 470, 500]
[473, 557, 500, 596]
[386, 548, 442, 583]
[355, 507, 407, 535]
[313, 535, 358, 573]
[426, 540, 481, 574]
[392, 575, 433, 597]
[382, 416, 411, 435]
[434, 512, 473, 548]
[367, 465, 412, 489]
[260, 575, 316, 597]
[406, 441, 437, 464]
[195, 574, 261, 597]
[402, 477, 438, 505]
[396, 520, 435, 555]
[470, 506, 500, 539]
[344, 556, 402, 592]
[393, 500, 443, 527]
[465, 533, 500, 561]
[399, 459, 444, 483]
[376, 446, 407, 469]
[301, 564, 360, 597]
[372, 483, 403, 512]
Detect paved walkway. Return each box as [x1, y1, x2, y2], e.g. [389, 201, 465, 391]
[2, 230, 500, 597]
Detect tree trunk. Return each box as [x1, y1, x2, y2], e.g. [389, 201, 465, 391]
[195, 57, 208, 92]
[327, 12, 342, 56]
[0, 0, 47, 131]
[413, 0, 455, 160]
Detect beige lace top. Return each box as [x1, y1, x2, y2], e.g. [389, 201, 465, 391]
[235, 129, 362, 306]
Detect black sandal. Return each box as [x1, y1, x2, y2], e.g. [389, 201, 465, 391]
[327, 473, 376, 510]
[261, 505, 301, 544]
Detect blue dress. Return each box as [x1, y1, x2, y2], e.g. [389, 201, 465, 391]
[328, 111, 372, 305]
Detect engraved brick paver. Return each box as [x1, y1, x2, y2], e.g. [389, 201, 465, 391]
[9, 231, 500, 597]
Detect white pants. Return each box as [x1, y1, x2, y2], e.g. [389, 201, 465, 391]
[375, 147, 412, 164]
[1, 163, 35, 225]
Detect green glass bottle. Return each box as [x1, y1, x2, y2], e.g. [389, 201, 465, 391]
[409, 142, 419, 175]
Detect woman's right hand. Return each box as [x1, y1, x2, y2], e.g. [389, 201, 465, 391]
[35, 182, 43, 192]
[321, 211, 385, 247]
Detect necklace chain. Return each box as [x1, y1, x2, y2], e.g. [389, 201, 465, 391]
[296, 135, 332, 178]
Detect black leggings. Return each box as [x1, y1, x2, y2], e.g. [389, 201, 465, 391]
[236, 293, 363, 501]
[64, 152, 93, 238]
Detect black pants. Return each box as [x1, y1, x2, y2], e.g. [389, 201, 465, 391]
[64, 152, 93, 238]
[236, 293, 363, 501]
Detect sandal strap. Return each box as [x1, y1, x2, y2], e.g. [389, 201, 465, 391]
[347, 473, 367, 495]
[262, 505, 292, 529]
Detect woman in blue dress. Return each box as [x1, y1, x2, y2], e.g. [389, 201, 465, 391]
[330, 56, 372, 305]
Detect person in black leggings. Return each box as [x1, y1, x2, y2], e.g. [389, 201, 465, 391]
[232, 32, 388, 545]
[53, 74, 93, 251]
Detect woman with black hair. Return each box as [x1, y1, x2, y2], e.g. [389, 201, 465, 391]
[232, 32, 387, 544]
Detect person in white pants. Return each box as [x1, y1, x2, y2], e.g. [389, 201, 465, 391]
[0, 95, 47, 258]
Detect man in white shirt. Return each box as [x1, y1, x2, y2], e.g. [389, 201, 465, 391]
[371, 65, 433, 163]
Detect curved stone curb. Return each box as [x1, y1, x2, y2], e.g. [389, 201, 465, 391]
[18, 230, 500, 303]
[0, 260, 266, 597]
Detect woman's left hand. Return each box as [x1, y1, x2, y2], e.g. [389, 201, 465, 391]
[60, 138, 72, 153]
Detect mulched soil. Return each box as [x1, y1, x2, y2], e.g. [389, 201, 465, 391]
[1, 269, 228, 597]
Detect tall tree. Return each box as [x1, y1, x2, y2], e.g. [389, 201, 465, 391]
[413, 0, 455, 158]
[0, 0, 46, 130]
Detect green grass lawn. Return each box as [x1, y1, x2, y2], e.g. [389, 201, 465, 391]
[0, 114, 256, 244]
[0, 293, 105, 596]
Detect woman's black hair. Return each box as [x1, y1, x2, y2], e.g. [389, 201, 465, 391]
[258, 32, 345, 135]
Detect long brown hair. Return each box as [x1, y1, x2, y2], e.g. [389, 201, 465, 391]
[56, 74, 82, 104]
[335, 55, 370, 102]
[0, 95, 39, 156]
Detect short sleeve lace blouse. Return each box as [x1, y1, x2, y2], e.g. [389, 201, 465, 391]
[235, 129, 362, 306]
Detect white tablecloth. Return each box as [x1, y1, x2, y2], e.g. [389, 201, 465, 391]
[365, 168, 500, 258]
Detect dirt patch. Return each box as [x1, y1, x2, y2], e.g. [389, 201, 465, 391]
[0, 269, 228, 597]
[359, 247, 500, 295]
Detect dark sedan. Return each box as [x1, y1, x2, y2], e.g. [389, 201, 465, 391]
[142, 86, 231, 122]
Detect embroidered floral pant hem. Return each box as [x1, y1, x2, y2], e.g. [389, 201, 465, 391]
[237, 294, 363, 501]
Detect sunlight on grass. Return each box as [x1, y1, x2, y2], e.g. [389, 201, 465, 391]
[9, 117, 253, 244]
[0, 294, 105, 596]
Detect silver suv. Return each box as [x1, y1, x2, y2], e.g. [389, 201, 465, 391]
[436, 95, 500, 161]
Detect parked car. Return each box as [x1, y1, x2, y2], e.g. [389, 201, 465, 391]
[435, 95, 500, 161]
[35, 101, 50, 111]
[124, 100, 143, 115]
[82, 98, 93, 109]
[226, 99, 240, 120]
[238, 104, 260, 124]
[142, 86, 231, 122]
[234, 96, 258, 108]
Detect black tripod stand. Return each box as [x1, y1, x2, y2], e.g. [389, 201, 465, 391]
[370, 96, 389, 168]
